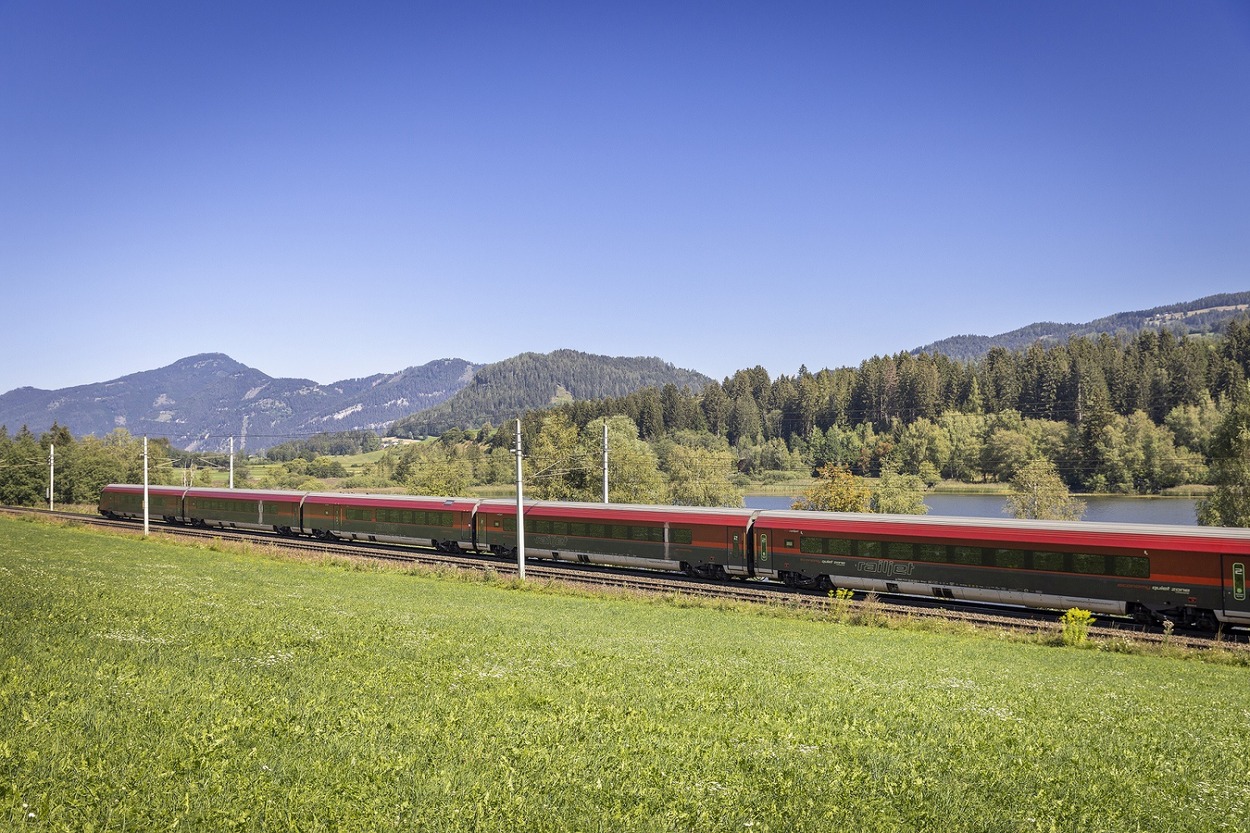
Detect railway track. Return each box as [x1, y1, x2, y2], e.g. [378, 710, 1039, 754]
[6, 505, 1247, 652]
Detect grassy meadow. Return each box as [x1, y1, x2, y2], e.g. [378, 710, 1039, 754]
[1, 515, 1248, 832]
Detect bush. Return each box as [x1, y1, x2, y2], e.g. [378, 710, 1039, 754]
[1060, 608, 1095, 646]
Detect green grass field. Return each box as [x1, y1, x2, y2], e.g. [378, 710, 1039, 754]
[2, 516, 1248, 832]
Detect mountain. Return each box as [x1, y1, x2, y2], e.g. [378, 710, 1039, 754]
[912, 292, 1250, 361]
[0, 354, 479, 452]
[390, 349, 713, 438]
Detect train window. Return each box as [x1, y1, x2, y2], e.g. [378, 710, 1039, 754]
[828, 538, 853, 555]
[672, 528, 693, 545]
[502, 517, 516, 533]
[950, 547, 982, 566]
[552, 522, 569, 536]
[1032, 551, 1065, 572]
[1071, 553, 1107, 575]
[611, 524, 629, 539]
[915, 545, 946, 563]
[569, 523, 586, 536]
[859, 541, 881, 559]
[992, 549, 1024, 569]
[346, 508, 370, 522]
[800, 537, 823, 554]
[533, 520, 551, 534]
[630, 526, 661, 542]
[587, 523, 606, 538]
[1112, 556, 1150, 578]
[887, 542, 913, 560]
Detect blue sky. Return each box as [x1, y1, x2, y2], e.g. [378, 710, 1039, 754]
[2, 1, 1248, 395]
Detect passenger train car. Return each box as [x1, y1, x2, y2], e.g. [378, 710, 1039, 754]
[99, 484, 1250, 629]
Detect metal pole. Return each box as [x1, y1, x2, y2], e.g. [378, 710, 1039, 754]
[229, 436, 235, 489]
[143, 436, 150, 537]
[603, 419, 609, 504]
[48, 444, 54, 511]
[514, 418, 525, 580]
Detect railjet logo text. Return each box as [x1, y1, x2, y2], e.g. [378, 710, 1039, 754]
[856, 560, 915, 577]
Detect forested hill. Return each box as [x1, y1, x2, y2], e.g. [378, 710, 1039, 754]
[390, 349, 712, 438]
[914, 292, 1250, 362]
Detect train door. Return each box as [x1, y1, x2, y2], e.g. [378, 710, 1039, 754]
[1224, 556, 1250, 625]
[725, 529, 747, 577]
[754, 530, 777, 580]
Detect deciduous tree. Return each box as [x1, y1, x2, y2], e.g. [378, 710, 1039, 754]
[664, 442, 742, 507]
[870, 467, 928, 515]
[1007, 460, 1085, 521]
[1198, 397, 1250, 527]
[793, 464, 871, 513]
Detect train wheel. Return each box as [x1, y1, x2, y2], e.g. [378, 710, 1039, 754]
[1192, 609, 1220, 631]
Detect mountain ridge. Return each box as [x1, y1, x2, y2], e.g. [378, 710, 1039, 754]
[4, 291, 1248, 450]
[912, 292, 1250, 361]
[0, 354, 479, 453]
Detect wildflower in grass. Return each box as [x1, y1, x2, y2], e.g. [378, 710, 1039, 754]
[1060, 607, 1095, 646]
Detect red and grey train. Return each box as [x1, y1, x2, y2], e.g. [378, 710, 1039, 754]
[99, 484, 1250, 630]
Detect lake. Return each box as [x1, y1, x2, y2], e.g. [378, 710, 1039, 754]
[744, 493, 1199, 526]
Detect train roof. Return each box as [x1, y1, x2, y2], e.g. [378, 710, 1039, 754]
[476, 499, 757, 524]
[754, 509, 1250, 554]
[302, 492, 480, 510]
[103, 483, 187, 493]
[183, 487, 308, 501]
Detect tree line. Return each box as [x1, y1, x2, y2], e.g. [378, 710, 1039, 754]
[524, 324, 1250, 494]
[0, 425, 189, 507]
[361, 322, 1246, 514]
[265, 430, 382, 462]
[7, 321, 1250, 524]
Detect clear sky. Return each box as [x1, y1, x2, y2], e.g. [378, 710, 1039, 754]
[2, 1, 1248, 394]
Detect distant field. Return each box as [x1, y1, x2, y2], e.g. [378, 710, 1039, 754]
[2, 517, 1248, 832]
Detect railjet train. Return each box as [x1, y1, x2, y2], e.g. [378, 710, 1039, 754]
[100, 484, 1250, 629]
